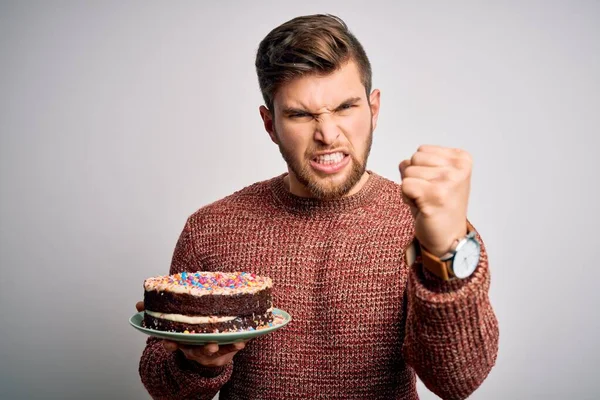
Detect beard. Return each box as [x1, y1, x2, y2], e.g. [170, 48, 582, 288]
[275, 122, 374, 200]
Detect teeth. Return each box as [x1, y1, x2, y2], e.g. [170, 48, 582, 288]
[315, 152, 345, 164]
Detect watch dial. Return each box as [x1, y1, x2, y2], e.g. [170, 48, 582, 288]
[453, 239, 480, 278]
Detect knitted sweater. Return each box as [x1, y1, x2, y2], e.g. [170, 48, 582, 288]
[139, 172, 499, 400]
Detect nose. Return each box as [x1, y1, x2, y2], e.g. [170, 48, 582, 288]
[313, 114, 340, 145]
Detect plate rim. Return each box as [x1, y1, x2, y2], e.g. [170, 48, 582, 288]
[129, 307, 291, 344]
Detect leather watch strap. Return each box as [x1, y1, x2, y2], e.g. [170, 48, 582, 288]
[417, 221, 476, 281]
[420, 244, 454, 281]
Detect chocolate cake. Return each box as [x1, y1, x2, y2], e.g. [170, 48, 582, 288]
[143, 271, 273, 333]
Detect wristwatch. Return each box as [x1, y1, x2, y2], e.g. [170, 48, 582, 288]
[415, 221, 481, 281]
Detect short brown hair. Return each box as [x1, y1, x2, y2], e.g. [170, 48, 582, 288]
[255, 14, 372, 114]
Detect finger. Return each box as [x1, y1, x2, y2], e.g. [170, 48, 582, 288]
[399, 159, 411, 180]
[402, 165, 450, 182]
[190, 343, 219, 358]
[411, 151, 449, 168]
[162, 340, 178, 353]
[179, 347, 198, 359]
[232, 341, 247, 351]
[417, 144, 463, 157]
[417, 145, 470, 169]
[401, 177, 430, 201]
[220, 341, 246, 354]
[179, 344, 209, 359]
[135, 301, 145, 312]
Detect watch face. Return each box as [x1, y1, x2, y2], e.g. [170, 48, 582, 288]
[452, 238, 481, 279]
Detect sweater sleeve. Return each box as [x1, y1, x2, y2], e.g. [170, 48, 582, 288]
[139, 337, 233, 400]
[138, 219, 233, 399]
[402, 230, 499, 400]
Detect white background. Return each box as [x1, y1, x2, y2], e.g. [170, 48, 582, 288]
[1, 1, 599, 399]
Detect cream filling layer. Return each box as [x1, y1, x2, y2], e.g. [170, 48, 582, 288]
[146, 308, 273, 324]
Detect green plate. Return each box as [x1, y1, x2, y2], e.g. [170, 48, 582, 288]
[129, 308, 291, 345]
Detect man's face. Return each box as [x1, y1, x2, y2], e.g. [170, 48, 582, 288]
[260, 60, 381, 199]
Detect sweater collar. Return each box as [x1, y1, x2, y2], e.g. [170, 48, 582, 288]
[270, 171, 381, 214]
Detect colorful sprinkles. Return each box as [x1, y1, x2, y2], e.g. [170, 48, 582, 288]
[144, 271, 272, 296]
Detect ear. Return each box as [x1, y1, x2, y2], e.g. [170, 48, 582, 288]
[259, 105, 278, 144]
[369, 89, 381, 131]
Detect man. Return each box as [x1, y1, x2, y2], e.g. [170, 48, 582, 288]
[138, 14, 498, 400]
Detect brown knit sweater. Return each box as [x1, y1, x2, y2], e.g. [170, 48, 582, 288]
[139, 172, 499, 400]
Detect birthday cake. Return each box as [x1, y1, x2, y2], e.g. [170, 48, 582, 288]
[143, 271, 273, 333]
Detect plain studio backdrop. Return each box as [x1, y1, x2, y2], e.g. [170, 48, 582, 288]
[1, 1, 599, 399]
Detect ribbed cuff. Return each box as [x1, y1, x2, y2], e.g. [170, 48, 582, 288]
[410, 255, 490, 312]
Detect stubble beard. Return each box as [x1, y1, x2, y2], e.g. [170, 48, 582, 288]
[276, 122, 374, 200]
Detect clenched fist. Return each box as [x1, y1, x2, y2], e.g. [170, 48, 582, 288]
[399, 145, 472, 257]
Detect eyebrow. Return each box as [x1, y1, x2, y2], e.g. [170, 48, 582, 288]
[281, 97, 363, 116]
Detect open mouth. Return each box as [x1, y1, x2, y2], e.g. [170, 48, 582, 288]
[310, 151, 350, 174]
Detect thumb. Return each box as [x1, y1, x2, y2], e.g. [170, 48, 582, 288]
[162, 340, 178, 353]
[399, 161, 418, 218]
[402, 193, 419, 219]
[399, 159, 410, 181]
[135, 301, 145, 312]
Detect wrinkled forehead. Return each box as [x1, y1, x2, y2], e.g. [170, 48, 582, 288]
[273, 61, 367, 113]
